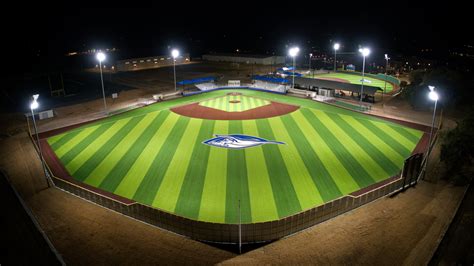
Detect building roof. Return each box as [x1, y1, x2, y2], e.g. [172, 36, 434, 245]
[294, 77, 382, 95]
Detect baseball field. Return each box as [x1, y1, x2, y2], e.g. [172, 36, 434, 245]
[305, 72, 396, 93]
[46, 89, 422, 224]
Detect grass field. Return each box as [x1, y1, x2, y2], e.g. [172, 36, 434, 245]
[305, 72, 395, 93]
[47, 89, 422, 224]
[199, 94, 270, 112]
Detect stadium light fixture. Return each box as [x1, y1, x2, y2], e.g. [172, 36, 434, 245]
[96, 52, 108, 115]
[288, 47, 299, 57]
[96, 52, 106, 62]
[333, 43, 340, 71]
[288, 47, 299, 89]
[30, 94, 39, 110]
[172, 49, 179, 59]
[29, 94, 50, 187]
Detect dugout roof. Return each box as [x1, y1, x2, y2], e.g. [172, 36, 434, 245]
[294, 77, 381, 95]
[177, 76, 216, 85]
[252, 75, 289, 84]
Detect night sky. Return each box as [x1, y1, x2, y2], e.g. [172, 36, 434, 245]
[17, 2, 470, 73]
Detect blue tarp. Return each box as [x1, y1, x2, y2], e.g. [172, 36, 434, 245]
[252, 75, 289, 84]
[177, 76, 216, 85]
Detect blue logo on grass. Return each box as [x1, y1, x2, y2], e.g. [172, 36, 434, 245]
[203, 134, 285, 149]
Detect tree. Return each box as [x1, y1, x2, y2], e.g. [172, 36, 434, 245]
[440, 110, 474, 184]
[401, 67, 473, 110]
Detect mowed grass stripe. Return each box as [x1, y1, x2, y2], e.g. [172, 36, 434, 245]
[225, 95, 230, 112]
[242, 120, 279, 222]
[386, 124, 422, 144]
[268, 117, 324, 210]
[247, 96, 254, 109]
[255, 119, 302, 218]
[199, 120, 229, 223]
[82, 112, 160, 187]
[219, 96, 225, 110]
[71, 116, 144, 181]
[301, 109, 376, 186]
[65, 118, 132, 174]
[53, 126, 101, 158]
[47, 132, 68, 146]
[49, 130, 82, 150]
[291, 111, 360, 194]
[401, 126, 424, 139]
[174, 120, 215, 220]
[149, 118, 202, 211]
[280, 114, 343, 201]
[114, 112, 178, 199]
[370, 120, 419, 149]
[328, 113, 401, 176]
[98, 112, 169, 192]
[133, 116, 190, 206]
[226, 121, 252, 224]
[60, 123, 115, 165]
[356, 118, 411, 157]
[243, 95, 250, 111]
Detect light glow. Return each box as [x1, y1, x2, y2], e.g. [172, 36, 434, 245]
[289, 47, 299, 57]
[172, 49, 179, 59]
[333, 43, 340, 50]
[96, 52, 106, 62]
[30, 94, 39, 110]
[359, 48, 370, 57]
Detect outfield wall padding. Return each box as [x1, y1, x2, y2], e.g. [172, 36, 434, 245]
[50, 171, 404, 243]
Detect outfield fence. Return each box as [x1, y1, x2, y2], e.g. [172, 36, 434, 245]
[49, 170, 405, 244]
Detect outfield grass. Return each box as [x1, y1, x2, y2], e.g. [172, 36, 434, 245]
[47, 89, 422, 224]
[305, 72, 395, 93]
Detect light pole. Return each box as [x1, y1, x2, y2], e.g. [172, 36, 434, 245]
[383, 54, 390, 106]
[96, 52, 108, 115]
[172, 49, 179, 91]
[309, 53, 312, 73]
[333, 43, 340, 72]
[424, 86, 439, 177]
[358, 47, 370, 109]
[289, 47, 299, 89]
[30, 94, 50, 187]
[427, 86, 439, 153]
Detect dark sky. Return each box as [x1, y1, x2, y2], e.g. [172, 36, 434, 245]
[20, 2, 470, 63]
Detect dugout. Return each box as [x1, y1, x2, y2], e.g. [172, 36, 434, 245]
[177, 76, 218, 91]
[294, 77, 382, 103]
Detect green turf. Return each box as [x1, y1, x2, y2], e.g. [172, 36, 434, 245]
[199, 94, 270, 112]
[305, 72, 395, 93]
[47, 89, 423, 223]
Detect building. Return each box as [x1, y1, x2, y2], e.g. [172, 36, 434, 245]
[115, 53, 190, 72]
[202, 53, 285, 65]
